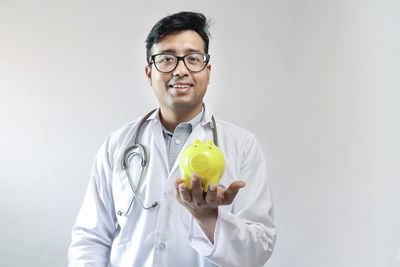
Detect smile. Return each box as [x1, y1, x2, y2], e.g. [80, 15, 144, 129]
[169, 83, 193, 94]
[172, 84, 191, 88]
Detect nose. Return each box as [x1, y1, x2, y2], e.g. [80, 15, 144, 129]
[173, 58, 190, 76]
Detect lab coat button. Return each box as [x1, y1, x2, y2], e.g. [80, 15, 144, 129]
[175, 138, 181, 144]
[159, 242, 166, 250]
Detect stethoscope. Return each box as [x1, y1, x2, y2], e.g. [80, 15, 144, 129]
[117, 109, 219, 216]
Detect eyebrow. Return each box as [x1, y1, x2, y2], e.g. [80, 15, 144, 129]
[157, 48, 203, 54]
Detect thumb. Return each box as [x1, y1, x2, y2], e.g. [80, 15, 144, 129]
[223, 181, 246, 204]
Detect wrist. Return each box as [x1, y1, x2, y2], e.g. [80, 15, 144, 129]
[193, 208, 218, 244]
[193, 207, 218, 230]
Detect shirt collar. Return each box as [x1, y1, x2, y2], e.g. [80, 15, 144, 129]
[161, 106, 204, 135]
[146, 104, 214, 129]
[188, 105, 204, 129]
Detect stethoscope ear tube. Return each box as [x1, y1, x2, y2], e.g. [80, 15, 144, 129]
[119, 144, 158, 215]
[122, 144, 147, 169]
[211, 115, 218, 147]
[118, 110, 159, 216]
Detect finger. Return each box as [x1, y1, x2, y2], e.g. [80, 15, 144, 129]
[174, 178, 183, 200]
[205, 184, 218, 204]
[223, 181, 246, 204]
[179, 182, 192, 202]
[190, 173, 204, 204]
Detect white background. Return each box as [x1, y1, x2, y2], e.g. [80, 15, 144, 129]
[0, 0, 399, 266]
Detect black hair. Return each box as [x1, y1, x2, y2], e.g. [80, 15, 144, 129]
[145, 11, 211, 64]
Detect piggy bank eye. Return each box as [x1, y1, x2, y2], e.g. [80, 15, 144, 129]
[208, 146, 212, 149]
[194, 145, 198, 147]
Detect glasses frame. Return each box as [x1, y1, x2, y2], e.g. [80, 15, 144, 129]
[148, 53, 210, 73]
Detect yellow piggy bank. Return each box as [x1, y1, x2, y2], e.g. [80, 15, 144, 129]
[179, 139, 225, 192]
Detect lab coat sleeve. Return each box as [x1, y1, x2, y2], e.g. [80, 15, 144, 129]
[187, 134, 277, 267]
[68, 136, 117, 267]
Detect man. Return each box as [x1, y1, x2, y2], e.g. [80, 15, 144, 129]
[69, 11, 276, 267]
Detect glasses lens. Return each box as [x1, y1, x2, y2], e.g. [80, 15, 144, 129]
[153, 54, 177, 73]
[183, 53, 207, 72]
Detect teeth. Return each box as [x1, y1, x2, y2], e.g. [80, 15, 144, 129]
[173, 84, 190, 88]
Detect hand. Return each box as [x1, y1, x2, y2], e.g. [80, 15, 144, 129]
[174, 173, 245, 243]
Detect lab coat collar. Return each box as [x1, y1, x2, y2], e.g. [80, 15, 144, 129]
[201, 104, 214, 129]
[147, 107, 162, 122]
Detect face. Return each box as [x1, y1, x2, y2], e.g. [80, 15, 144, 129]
[145, 30, 211, 113]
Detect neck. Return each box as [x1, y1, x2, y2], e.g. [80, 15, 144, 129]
[159, 104, 203, 132]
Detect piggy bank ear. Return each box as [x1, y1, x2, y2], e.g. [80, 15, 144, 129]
[206, 140, 215, 147]
[193, 139, 201, 146]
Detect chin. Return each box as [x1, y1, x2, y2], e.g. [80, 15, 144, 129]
[170, 100, 201, 111]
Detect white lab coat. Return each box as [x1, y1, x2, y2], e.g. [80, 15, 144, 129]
[68, 106, 276, 267]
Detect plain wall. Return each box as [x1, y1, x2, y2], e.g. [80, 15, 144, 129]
[0, 0, 399, 266]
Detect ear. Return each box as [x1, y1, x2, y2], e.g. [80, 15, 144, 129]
[206, 64, 211, 84]
[145, 65, 152, 86]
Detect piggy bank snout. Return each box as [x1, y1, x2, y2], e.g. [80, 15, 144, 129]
[190, 154, 210, 173]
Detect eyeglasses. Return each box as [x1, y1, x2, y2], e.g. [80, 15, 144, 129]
[148, 53, 210, 73]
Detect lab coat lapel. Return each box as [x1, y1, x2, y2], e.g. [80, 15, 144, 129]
[150, 120, 169, 172]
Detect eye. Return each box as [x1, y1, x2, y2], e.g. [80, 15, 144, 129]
[156, 55, 176, 64]
[186, 54, 203, 63]
[188, 56, 200, 62]
[160, 56, 174, 62]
